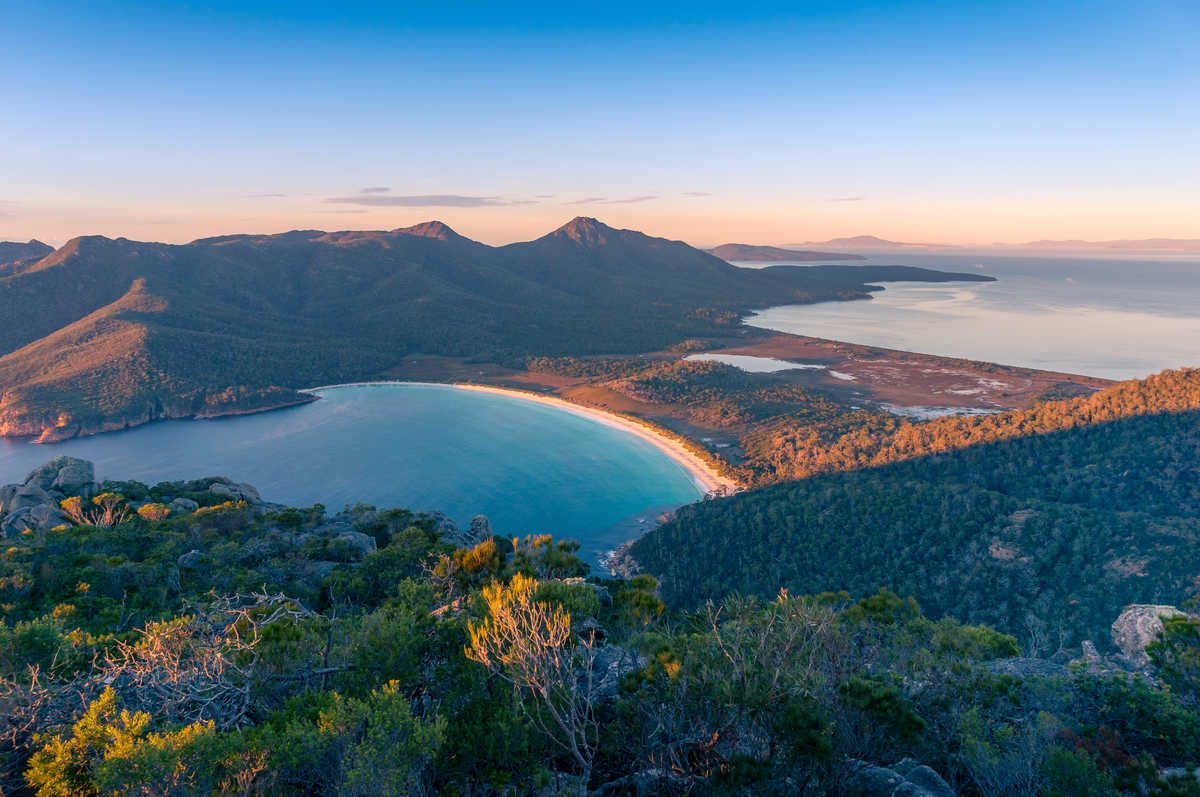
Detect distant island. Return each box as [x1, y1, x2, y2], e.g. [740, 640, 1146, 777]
[790, 234, 954, 250]
[774, 234, 1200, 252]
[1008, 237, 1200, 252]
[705, 243, 866, 262]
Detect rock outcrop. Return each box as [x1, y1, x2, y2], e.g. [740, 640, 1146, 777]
[0, 457, 100, 536]
[844, 758, 955, 797]
[436, 512, 495, 549]
[469, 514, 493, 541]
[335, 531, 377, 557]
[169, 497, 200, 514]
[1112, 604, 1188, 665]
[24, 456, 98, 496]
[209, 480, 263, 504]
[0, 459, 281, 536]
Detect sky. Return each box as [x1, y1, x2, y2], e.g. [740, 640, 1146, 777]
[1, 0, 1198, 248]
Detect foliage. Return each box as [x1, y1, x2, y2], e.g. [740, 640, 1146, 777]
[4, 488, 1198, 795]
[635, 398, 1200, 646]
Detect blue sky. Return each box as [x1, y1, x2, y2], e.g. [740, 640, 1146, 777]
[2, 0, 1197, 246]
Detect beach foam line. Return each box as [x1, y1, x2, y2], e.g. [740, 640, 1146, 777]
[301, 380, 740, 495]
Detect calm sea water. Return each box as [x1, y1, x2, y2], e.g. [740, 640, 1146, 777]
[742, 252, 1200, 380]
[0, 384, 703, 563]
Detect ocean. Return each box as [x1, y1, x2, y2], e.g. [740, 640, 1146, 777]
[741, 251, 1200, 380]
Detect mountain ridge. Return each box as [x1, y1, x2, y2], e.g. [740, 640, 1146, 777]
[0, 218, 993, 441]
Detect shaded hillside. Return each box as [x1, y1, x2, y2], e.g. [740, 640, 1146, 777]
[0, 240, 53, 277]
[707, 243, 866, 262]
[0, 240, 52, 264]
[632, 369, 1200, 646]
[0, 218, 990, 440]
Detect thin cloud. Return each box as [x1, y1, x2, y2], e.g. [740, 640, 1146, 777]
[564, 195, 658, 205]
[536, 194, 556, 199]
[829, 196, 866, 202]
[683, 191, 711, 197]
[326, 194, 512, 208]
[359, 186, 390, 194]
[316, 209, 369, 214]
[245, 192, 286, 198]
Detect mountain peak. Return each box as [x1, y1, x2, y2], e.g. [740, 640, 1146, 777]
[0, 239, 54, 263]
[549, 217, 617, 245]
[396, 220, 461, 241]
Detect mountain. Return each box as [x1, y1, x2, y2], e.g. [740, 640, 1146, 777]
[0, 240, 53, 274]
[1011, 238, 1200, 252]
[791, 235, 952, 250]
[0, 218, 993, 441]
[632, 368, 1200, 647]
[705, 243, 866, 262]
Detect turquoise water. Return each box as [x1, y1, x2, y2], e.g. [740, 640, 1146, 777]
[740, 253, 1200, 381]
[0, 384, 703, 563]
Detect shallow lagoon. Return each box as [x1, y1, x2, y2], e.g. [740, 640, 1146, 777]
[0, 384, 704, 564]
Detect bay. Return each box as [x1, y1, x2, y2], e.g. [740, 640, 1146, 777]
[0, 384, 704, 564]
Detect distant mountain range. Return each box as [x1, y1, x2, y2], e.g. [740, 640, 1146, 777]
[1006, 238, 1200, 252]
[0, 218, 992, 441]
[772, 234, 1200, 252]
[706, 243, 866, 262]
[789, 235, 949, 250]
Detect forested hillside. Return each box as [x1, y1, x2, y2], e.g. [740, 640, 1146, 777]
[633, 369, 1200, 648]
[2, 462, 1197, 795]
[0, 219, 989, 441]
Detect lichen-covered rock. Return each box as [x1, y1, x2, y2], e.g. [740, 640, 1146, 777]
[845, 758, 954, 797]
[308, 560, 340, 581]
[433, 511, 493, 548]
[169, 497, 200, 514]
[0, 483, 53, 514]
[563, 576, 613, 607]
[1112, 604, 1187, 664]
[27, 503, 68, 529]
[986, 657, 1070, 678]
[209, 481, 262, 504]
[335, 531, 377, 558]
[177, 549, 204, 569]
[1, 508, 36, 537]
[591, 645, 643, 702]
[23, 456, 96, 497]
[469, 514, 492, 540]
[890, 758, 955, 797]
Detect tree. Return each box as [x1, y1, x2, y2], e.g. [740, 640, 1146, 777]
[135, 503, 170, 522]
[466, 573, 598, 790]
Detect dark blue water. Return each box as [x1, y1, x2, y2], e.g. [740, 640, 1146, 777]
[0, 384, 703, 562]
[741, 252, 1200, 380]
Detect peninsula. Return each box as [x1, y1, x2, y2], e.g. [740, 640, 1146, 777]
[0, 218, 993, 443]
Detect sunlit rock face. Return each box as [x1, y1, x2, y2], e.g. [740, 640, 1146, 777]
[1111, 604, 1188, 664]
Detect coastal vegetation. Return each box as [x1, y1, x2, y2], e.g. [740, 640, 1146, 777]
[633, 369, 1200, 648]
[2, 468, 1198, 795]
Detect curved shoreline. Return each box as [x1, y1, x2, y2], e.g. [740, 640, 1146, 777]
[301, 380, 740, 495]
